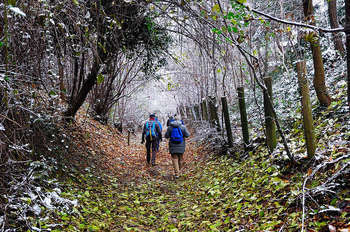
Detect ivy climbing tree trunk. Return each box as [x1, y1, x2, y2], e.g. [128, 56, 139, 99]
[327, 0, 345, 56]
[263, 76, 277, 152]
[221, 96, 233, 147]
[237, 87, 249, 150]
[303, 0, 331, 107]
[296, 61, 316, 157]
[57, 55, 66, 102]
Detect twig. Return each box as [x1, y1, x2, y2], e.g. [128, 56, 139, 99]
[278, 223, 286, 232]
[301, 154, 350, 232]
[232, 0, 344, 33]
[321, 162, 350, 187]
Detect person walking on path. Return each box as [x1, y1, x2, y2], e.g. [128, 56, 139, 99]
[142, 114, 162, 166]
[165, 116, 190, 178]
[155, 115, 162, 152]
[166, 114, 174, 126]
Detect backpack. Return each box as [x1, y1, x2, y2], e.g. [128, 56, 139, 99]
[155, 118, 162, 132]
[170, 127, 183, 144]
[146, 121, 156, 141]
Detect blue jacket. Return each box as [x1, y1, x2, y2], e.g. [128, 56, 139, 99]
[155, 117, 162, 132]
[165, 120, 190, 154]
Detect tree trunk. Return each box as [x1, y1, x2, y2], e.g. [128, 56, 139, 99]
[185, 106, 192, 121]
[237, 87, 249, 149]
[64, 59, 100, 119]
[221, 96, 233, 147]
[303, 0, 332, 107]
[4, 0, 9, 75]
[311, 43, 332, 106]
[201, 100, 209, 121]
[263, 76, 277, 152]
[2, 0, 9, 107]
[69, 57, 79, 104]
[327, 0, 345, 56]
[194, 104, 201, 121]
[296, 61, 316, 157]
[57, 56, 66, 102]
[208, 96, 221, 132]
[179, 105, 186, 119]
[346, 0, 350, 108]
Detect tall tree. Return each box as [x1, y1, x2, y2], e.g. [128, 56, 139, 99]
[346, 0, 350, 108]
[64, 1, 170, 119]
[303, 0, 331, 107]
[296, 61, 316, 157]
[327, 0, 345, 56]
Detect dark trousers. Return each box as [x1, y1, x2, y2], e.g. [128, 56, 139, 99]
[146, 139, 158, 165]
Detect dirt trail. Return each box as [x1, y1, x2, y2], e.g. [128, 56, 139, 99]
[74, 112, 202, 183]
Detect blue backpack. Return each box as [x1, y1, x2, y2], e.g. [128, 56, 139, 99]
[146, 121, 156, 140]
[155, 118, 162, 132]
[170, 127, 183, 144]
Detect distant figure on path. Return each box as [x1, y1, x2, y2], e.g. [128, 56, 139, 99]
[142, 114, 162, 166]
[166, 114, 174, 126]
[165, 116, 190, 178]
[155, 115, 163, 152]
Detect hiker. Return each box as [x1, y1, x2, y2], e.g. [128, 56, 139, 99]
[141, 114, 162, 166]
[155, 115, 163, 152]
[166, 114, 174, 126]
[165, 116, 190, 178]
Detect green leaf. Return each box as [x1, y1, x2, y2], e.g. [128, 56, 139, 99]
[88, 225, 99, 232]
[212, 4, 221, 14]
[0, 41, 3, 47]
[8, 0, 16, 6]
[49, 90, 57, 96]
[97, 74, 104, 84]
[72, 0, 79, 6]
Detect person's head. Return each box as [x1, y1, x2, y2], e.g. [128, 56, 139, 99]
[153, 113, 158, 120]
[173, 114, 178, 120]
[149, 114, 155, 120]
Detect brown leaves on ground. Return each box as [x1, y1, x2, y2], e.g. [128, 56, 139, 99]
[67, 111, 204, 183]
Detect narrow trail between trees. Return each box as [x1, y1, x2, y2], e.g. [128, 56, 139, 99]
[74, 111, 205, 183]
[44, 110, 350, 231]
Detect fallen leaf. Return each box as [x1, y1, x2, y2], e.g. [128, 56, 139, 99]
[328, 224, 336, 232]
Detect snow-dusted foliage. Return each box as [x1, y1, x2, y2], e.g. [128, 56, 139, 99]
[1, 159, 78, 231]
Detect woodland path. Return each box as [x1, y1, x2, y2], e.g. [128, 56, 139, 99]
[74, 111, 204, 183]
[47, 110, 350, 231]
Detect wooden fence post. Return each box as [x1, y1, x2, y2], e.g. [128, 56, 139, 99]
[296, 61, 316, 157]
[221, 96, 233, 147]
[208, 96, 221, 131]
[237, 87, 249, 150]
[201, 100, 209, 121]
[263, 76, 277, 152]
[127, 130, 130, 146]
[194, 104, 201, 121]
